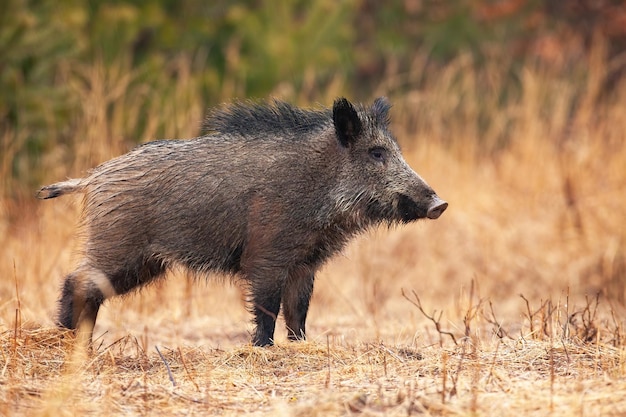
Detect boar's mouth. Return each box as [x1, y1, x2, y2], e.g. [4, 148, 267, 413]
[363, 194, 446, 225]
[397, 194, 428, 223]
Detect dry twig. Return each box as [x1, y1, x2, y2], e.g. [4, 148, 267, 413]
[402, 288, 458, 346]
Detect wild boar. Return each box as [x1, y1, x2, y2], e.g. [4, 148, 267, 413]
[37, 97, 447, 346]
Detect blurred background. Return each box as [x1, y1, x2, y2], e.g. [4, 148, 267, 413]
[3, 0, 626, 196]
[1, 0, 625, 345]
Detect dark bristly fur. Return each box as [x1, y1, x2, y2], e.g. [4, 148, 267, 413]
[37, 97, 448, 347]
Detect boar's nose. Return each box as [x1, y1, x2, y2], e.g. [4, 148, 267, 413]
[427, 196, 448, 219]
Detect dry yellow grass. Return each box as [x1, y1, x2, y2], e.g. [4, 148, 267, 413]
[2, 327, 626, 416]
[2, 51, 626, 415]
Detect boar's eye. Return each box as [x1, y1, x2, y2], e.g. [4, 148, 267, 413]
[369, 147, 387, 163]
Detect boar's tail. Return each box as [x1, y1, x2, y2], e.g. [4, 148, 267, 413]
[36, 178, 84, 199]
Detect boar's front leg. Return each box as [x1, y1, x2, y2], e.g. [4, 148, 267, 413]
[282, 268, 314, 341]
[249, 269, 285, 346]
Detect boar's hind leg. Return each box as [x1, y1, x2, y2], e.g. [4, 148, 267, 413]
[58, 267, 115, 344]
[282, 269, 314, 341]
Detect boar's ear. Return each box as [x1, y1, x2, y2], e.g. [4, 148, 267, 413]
[372, 97, 392, 126]
[333, 98, 362, 147]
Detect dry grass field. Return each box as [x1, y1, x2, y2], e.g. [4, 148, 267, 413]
[2, 51, 626, 416]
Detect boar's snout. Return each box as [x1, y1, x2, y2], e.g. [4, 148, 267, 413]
[426, 196, 448, 219]
[396, 192, 447, 222]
